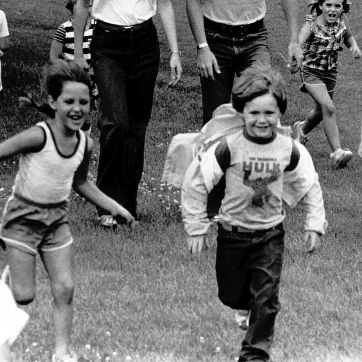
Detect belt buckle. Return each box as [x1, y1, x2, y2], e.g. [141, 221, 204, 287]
[122, 25, 133, 30]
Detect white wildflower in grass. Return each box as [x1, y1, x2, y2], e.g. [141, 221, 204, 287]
[85, 344, 91, 350]
[112, 352, 118, 356]
[126, 356, 132, 361]
[199, 336, 205, 343]
[215, 347, 221, 353]
[106, 331, 111, 336]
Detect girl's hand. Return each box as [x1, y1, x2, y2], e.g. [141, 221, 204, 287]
[304, 231, 321, 253]
[168, 52, 182, 87]
[112, 205, 137, 228]
[0, 50, 3, 58]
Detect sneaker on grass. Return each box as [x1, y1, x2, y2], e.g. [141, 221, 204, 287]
[330, 148, 353, 168]
[293, 121, 309, 145]
[52, 351, 78, 362]
[235, 310, 250, 331]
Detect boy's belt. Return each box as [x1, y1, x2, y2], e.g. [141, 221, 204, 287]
[218, 222, 283, 234]
[204, 17, 265, 37]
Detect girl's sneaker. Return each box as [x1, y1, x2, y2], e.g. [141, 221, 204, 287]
[52, 352, 78, 362]
[235, 310, 250, 330]
[293, 121, 309, 145]
[330, 148, 353, 168]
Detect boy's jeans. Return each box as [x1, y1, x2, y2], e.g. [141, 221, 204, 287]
[216, 223, 285, 362]
[90, 19, 160, 217]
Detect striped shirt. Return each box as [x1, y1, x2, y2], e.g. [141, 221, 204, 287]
[53, 18, 96, 65]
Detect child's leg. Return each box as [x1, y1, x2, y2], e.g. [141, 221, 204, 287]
[40, 245, 75, 358]
[240, 227, 284, 362]
[304, 84, 340, 152]
[7, 246, 37, 304]
[302, 102, 323, 135]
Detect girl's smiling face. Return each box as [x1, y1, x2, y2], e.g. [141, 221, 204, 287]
[242, 93, 281, 139]
[320, 0, 344, 24]
[49, 81, 90, 132]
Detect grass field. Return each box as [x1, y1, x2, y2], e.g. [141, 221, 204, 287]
[1, 0, 362, 361]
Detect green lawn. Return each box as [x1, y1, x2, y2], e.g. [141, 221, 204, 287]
[1, 0, 362, 361]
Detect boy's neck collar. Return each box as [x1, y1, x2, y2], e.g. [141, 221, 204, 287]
[243, 129, 276, 144]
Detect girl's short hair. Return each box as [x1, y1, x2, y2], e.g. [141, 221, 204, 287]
[231, 65, 287, 115]
[308, 0, 351, 15]
[20, 60, 92, 118]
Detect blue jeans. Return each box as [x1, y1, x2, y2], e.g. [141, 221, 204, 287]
[90, 19, 160, 217]
[216, 223, 285, 362]
[201, 17, 270, 125]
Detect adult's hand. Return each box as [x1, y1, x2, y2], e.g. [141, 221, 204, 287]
[74, 55, 89, 70]
[168, 52, 182, 86]
[197, 47, 220, 80]
[287, 41, 303, 70]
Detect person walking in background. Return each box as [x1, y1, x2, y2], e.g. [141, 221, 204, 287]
[50, 0, 98, 134]
[186, 0, 303, 126]
[73, 0, 182, 227]
[186, 0, 302, 217]
[293, 0, 361, 168]
[0, 7, 10, 113]
[0, 60, 136, 362]
[181, 66, 327, 362]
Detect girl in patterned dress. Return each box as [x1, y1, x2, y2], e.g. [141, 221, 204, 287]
[293, 0, 361, 168]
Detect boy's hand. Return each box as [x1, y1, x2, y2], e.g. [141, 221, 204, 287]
[350, 45, 362, 59]
[187, 235, 209, 254]
[0, 50, 3, 58]
[304, 231, 321, 253]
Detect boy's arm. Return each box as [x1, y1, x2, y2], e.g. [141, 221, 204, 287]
[157, 0, 182, 86]
[50, 40, 64, 63]
[0, 127, 45, 162]
[345, 35, 361, 59]
[72, 137, 136, 226]
[73, 0, 90, 69]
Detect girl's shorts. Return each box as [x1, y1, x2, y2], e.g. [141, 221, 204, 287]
[0, 194, 73, 256]
[300, 66, 338, 94]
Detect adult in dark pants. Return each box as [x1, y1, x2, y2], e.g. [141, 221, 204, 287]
[73, 0, 182, 226]
[186, 0, 303, 216]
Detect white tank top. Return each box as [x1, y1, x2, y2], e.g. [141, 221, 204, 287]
[201, 0, 266, 25]
[92, 0, 157, 26]
[14, 122, 87, 204]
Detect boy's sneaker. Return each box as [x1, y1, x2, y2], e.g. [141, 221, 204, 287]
[235, 310, 250, 331]
[330, 148, 353, 168]
[293, 121, 309, 145]
[52, 352, 78, 362]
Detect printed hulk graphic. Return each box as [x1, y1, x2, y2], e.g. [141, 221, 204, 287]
[243, 169, 278, 207]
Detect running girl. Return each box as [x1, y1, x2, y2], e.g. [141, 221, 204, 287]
[293, 0, 361, 168]
[0, 60, 136, 362]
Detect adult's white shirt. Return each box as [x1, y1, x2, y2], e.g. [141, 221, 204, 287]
[92, 0, 157, 26]
[201, 0, 266, 25]
[0, 10, 10, 92]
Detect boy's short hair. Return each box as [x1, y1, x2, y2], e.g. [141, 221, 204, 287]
[232, 65, 288, 115]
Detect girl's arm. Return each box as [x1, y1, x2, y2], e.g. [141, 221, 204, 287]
[72, 137, 136, 226]
[299, 21, 313, 47]
[157, 0, 182, 86]
[0, 127, 45, 162]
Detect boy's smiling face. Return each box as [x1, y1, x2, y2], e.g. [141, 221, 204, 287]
[242, 93, 281, 139]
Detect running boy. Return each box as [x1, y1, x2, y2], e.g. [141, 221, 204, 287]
[181, 66, 327, 362]
[0, 60, 136, 362]
[293, 0, 361, 168]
